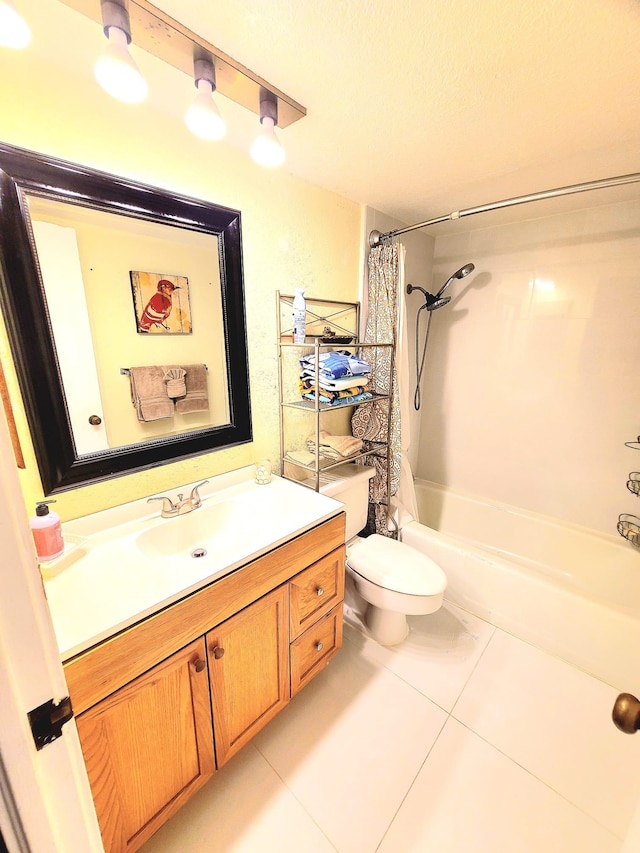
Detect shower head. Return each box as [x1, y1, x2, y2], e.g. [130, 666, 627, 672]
[425, 296, 451, 311]
[407, 282, 452, 311]
[435, 262, 475, 298]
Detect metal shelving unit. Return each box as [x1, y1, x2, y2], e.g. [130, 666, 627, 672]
[276, 293, 395, 503]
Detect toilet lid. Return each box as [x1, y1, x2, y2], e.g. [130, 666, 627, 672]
[348, 534, 446, 596]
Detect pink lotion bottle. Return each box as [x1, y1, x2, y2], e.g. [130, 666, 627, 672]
[30, 500, 64, 561]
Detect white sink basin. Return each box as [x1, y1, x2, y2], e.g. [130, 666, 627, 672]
[136, 500, 242, 558]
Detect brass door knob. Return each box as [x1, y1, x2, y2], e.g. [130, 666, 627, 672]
[612, 693, 640, 734]
[88, 415, 102, 425]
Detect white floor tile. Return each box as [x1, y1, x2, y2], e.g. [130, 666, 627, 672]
[453, 629, 640, 838]
[253, 631, 447, 853]
[345, 604, 495, 711]
[379, 718, 622, 853]
[141, 743, 335, 853]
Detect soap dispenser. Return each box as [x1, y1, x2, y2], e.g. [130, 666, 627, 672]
[30, 500, 64, 561]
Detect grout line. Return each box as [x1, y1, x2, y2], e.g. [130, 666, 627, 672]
[448, 621, 497, 717]
[449, 719, 626, 842]
[251, 741, 340, 851]
[374, 713, 451, 852]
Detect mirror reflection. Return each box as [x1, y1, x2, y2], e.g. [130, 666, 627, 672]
[27, 196, 230, 454]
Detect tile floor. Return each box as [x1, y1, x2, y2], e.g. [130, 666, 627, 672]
[143, 602, 640, 853]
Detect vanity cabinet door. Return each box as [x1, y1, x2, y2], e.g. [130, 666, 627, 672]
[207, 585, 290, 767]
[75, 638, 214, 853]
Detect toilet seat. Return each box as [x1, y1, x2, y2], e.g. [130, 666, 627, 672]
[347, 534, 446, 596]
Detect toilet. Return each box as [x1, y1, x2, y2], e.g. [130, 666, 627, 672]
[317, 463, 446, 646]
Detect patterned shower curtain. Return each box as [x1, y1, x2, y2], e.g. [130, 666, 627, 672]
[351, 242, 402, 536]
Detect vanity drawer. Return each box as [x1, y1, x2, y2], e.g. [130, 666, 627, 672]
[290, 603, 343, 696]
[289, 546, 345, 640]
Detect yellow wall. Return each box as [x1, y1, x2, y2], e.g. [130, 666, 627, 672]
[0, 28, 361, 522]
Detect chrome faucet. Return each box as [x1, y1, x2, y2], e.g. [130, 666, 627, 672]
[147, 480, 209, 518]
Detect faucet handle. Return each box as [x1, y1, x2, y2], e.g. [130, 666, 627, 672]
[147, 495, 177, 514]
[190, 480, 209, 506]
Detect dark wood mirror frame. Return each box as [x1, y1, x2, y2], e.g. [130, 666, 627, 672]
[0, 143, 252, 495]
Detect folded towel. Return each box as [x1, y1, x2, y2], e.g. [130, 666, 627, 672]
[163, 367, 187, 399]
[175, 364, 209, 414]
[129, 366, 174, 422]
[303, 390, 373, 407]
[299, 350, 371, 381]
[306, 430, 363, 460]
[285, 449, 334, 469]
[300, 372, 370, 392]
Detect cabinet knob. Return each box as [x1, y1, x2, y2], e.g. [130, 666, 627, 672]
[211, 646, 225, 660]
[315, 641, 324, 652]
[316, 586, 324, 597]
[88, 415, 102, 426]
[193, 658, 206, 673]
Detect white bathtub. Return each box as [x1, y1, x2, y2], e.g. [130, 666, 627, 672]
[402, 479, 640, 690]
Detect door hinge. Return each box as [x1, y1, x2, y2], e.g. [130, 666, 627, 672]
[27, 696, 74, 750]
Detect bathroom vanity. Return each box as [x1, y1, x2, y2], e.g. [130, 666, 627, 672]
[43, 470, 345, 853]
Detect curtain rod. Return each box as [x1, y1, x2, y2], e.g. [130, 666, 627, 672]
[368, 171, 640, 247]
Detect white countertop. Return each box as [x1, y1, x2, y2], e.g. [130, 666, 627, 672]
[42, 468, 343, 661]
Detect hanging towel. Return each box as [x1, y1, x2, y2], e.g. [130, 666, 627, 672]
[163, 367, 187, 399]
[129, 366, 174, 422]
[175, 364, 209, 414]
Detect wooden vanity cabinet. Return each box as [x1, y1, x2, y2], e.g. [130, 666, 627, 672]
[75, 638, 214, 853]
[65, 514, 345, 853]
[208, 585, 290, 767]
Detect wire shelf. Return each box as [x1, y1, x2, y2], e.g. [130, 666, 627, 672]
[282, 392, 390, 412]
[617, 514, 640, 547]
[627, 473, 640, 496]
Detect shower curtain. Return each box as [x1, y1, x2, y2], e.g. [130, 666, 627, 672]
[352, 241, 418, 536]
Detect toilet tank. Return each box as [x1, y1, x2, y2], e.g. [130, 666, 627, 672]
[316, 463, 376, 540]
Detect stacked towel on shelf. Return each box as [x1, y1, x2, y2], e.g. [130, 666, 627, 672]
[284, 449, 334, 469]
[129, 366, 174, 422]
[299, 350, 371, 381]
[306, 430, 363, 461]
[298, 379, 371, 406]
[298, 350, 372, 406]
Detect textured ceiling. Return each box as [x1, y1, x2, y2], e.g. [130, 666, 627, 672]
[30, 0, 640, 231]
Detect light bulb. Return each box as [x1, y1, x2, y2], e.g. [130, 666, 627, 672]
[250, 116, 285, 168]
[94, 25, 148, 104]
[185, 78, 226, 140]
[0, 1, 31, 49]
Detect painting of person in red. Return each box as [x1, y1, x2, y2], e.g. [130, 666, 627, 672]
[138, 279, 179, 332]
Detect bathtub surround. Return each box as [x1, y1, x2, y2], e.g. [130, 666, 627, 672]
[416, 199, 640, 537]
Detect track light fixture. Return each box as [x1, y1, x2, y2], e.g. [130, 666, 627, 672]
[184, 56, 226, 141]
[94, 0, 148, 104]
[250, 89, 286, 168]
[17, 0, 306, 164]
[0, 0, 31, 49]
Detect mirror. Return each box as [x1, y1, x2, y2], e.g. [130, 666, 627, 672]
[0, 143, 252, 495]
